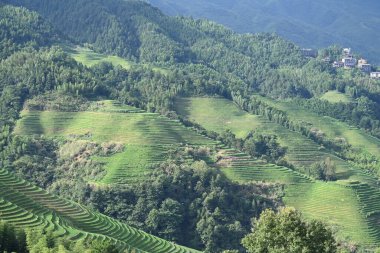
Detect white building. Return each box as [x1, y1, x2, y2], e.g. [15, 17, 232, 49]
[370, 72, 380, 79]
[343, 48, 352, 56]
[333, 61, 344, 68]
[358, 58, 368, 66]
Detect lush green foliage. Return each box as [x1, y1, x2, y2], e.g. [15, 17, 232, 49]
[4, 133, 281, 252]
[242, 207, 337, 253]
[0, 5, 58, 58]
[175, 97, 380, 245]
[309, 158, 337, 181]
[0, 1, 380, 251]
[91, 157, 281, 252]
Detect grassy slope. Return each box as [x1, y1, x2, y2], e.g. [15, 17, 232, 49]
[0, 168, 199, 253]
[175, 97, 380, 245]
[68, 46, 133, 69]
[64, 45, 169, 75]
[14, 100, 215, 184]
[176, 97, 356, 180]
[320, 91, 353, 104]
[256, 95, 380, 160]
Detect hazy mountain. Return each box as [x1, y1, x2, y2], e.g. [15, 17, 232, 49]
[147, 0, 380, 63]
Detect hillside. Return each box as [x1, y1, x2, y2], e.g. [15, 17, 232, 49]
[175, 97, 380, 244]
[148, 0, 380, 63]
[0, 167, 199, 253]
[14, 100, 216, 184]
[1, 0, 380, 251]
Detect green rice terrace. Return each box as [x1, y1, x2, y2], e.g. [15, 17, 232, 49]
[175, 97, 356, 179]
[255, 94, 380, 160]
[175, 97, 380, 246]
[0, 168, 199, 253]
[14, 100, 216, 184]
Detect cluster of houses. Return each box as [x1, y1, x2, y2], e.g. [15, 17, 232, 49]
[301, 48, 380, 79]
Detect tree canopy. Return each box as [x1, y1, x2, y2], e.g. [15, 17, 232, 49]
[242, 207, 337, 253]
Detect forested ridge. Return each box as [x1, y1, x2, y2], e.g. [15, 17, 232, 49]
[0, 0, 379, 252]
[147, 0, 380, 64]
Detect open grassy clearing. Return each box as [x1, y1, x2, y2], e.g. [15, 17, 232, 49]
[256, 95, 380, 160]
[0, 168, 200, 253]
[320, 90, 353, 104]
[64, 45, 169, 75]
[68, 46, 133, 69]
[175, 97, 380, 246]
[14, 100, 216, 184]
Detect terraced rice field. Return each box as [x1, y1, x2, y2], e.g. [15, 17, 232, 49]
[256, 95, 380, 160]
[216, 147, 380, 244]
[175, 97, 380, 246]
[218, 149, 312, 184]
[0, 168, 200, 253]
[175, 97, 356, 180]
[284, 181, 377, 244]
[14, 100, 216, 184]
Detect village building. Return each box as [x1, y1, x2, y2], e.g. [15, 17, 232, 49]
[360, 64, 372, 73]
[333, 61, 344, 68]
[358, 58, 368, 66]
[322, 57, 331, 63]
[342, 57, 357, 68]
[371, 72, 380, 79]
[301, 48, 318, 58]
[343, 48, 352, 57]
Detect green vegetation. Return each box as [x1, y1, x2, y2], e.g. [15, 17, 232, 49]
[175, 97, 380, 245]
[175, 97, 353, 179]
[65, 46, 170, 75]
[0, 220, 123, 253]
[0, 168, 199, 253]
[320, 91, 353, 104]
[176, 97, 263, 139]
[257, 95, 380, 160]
[90, 157, 280, 253]
[1, 0, 380, 251]
[147, 0, 380, 64]
[242, 207, 337, 253]
[14, 101, 215, 184]
[68, 46, 133, 69]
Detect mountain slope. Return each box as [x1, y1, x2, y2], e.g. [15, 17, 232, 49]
[1, 0, 380, 250]
[175, 97, 380, 244]
[0, 168, 200, 253]
[147, 0, 380, 63]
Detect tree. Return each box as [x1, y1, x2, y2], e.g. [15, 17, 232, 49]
[310, 157, 337, 181]
[146, 198, 184, 242]
[89, 240, 118, 253]
[242, 207, 337, 253]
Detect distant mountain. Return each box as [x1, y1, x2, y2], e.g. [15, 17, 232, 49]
[147, 0, 380, 63]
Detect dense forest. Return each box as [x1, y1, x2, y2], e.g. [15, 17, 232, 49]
[0, 0, 379, 252]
